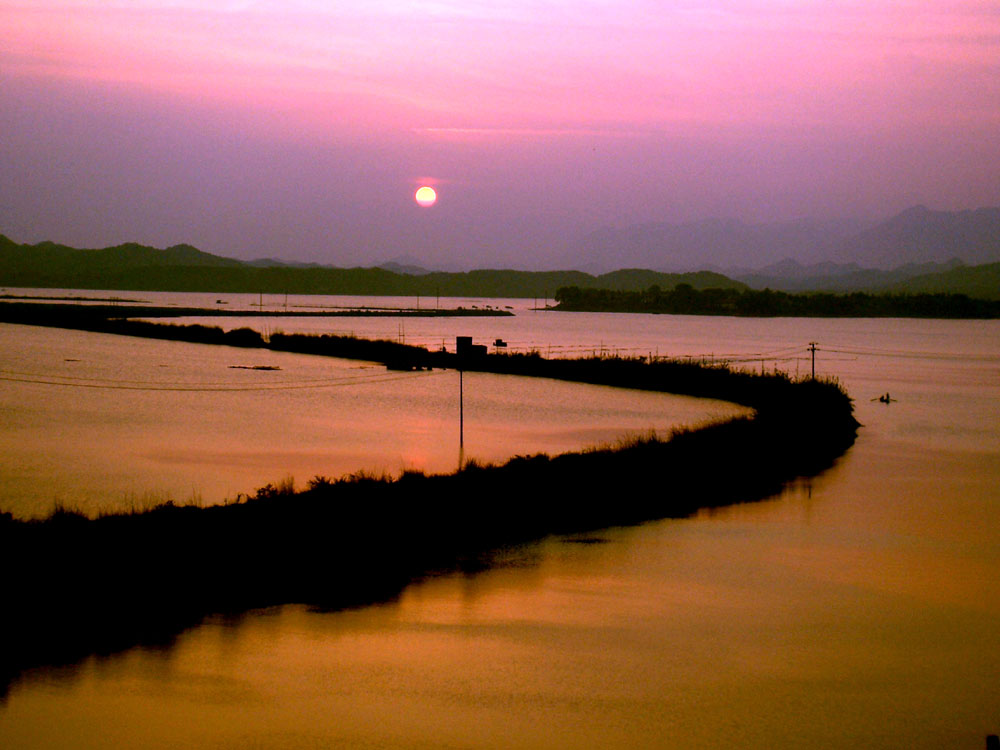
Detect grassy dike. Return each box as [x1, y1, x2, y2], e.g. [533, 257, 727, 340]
[0, 308, 859, 692]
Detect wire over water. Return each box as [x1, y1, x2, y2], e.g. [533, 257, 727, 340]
[0, 368, 448, 392]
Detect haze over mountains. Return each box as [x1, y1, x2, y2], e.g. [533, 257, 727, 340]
[562, 205, 1000, 274]
[2, 205, 998, 299]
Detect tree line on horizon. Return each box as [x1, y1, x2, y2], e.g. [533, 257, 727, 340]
[554, 284, 1000, 318]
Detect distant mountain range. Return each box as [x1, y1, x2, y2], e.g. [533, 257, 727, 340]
[2, 203, 998, 300]
[563, 205, 1000, 274]
[3, 239, 244, 270]
[0, 234, 743, 299]
[565, 217, 864, 273]
[733, 258, 968, 292]
[839, 205, 1000, 267]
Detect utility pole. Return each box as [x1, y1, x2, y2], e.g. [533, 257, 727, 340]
[458, 366, 465, 471]
[809, 341, 818, 379]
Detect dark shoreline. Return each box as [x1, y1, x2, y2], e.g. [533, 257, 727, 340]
[553, 284, 1000, 318]
[0, 300, 512, 321]
[0, 310, 860, 694]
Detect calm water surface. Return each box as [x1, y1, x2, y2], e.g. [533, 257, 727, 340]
[1, 294, 998, 748]
[0, 322, 742, 518]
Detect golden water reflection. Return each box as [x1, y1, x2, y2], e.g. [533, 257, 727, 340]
[0, 323, 746, 518]
[3, 311, 999, 747]
[5, 437, 998, 748]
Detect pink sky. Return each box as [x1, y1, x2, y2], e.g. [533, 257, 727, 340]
[2, 0, 999, 267]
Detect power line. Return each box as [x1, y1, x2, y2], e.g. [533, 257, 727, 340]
[819, 346, 996, 362]
[0, 367, 392, 388]
[0, 369, 447, 393]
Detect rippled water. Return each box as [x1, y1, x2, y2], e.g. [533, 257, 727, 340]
[1, 293, 998, 748]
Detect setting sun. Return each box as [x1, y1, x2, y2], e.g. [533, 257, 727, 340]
[415, 186, 437, 207]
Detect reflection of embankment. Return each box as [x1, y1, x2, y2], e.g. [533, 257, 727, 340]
[0, 307, 859, 693]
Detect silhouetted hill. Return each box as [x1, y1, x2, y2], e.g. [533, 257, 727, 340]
[595, 268, 742, 291]
[86, 243, 242, 268]
[159, 243, 242, 267]
[376, 254, 435, 275]
[377, 261, 433, 275]
[0, 234, 744, 297]
[879, 262, 1000, 300]
[0, 237, 241, 272]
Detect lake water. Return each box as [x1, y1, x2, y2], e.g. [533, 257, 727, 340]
[0, 320, 744, 519]
[1, 292, 998, 748]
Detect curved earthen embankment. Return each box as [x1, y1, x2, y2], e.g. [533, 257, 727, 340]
[0, 311, 859, 693]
